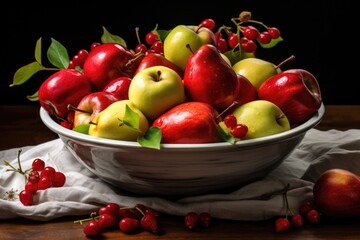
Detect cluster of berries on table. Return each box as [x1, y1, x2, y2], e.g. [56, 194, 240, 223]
[3, 149, 66, 206]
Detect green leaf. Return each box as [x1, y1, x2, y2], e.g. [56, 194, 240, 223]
[138, 126, 162, 149]
[157, 29, 171, 42]
[123, 104, 140, 130]
[258, 36, 284, 49]
[27, 91, 38, 101]
[217, 125, 236, 144]
[101, 26, 127, 47]
[224, 49, 255, 66]
[10, 61, 45, 86]
[47, 38, 69, 69]
[35, 37, 42, 64]
[72, 123, 90, 134]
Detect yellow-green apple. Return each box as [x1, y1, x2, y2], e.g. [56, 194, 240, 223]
[69, 91, 120, 128]
[83, 42, 139, 91]
[257, 69, 322, 124]
[102, 76, 132, 100]
[88, 99, 149, 141]
[232, 57, 280, 89]
[163, 24, 217, 71]
[313, 168, 360, 218]
[38, 69, 92, 120]
[183, 44, 239, 112]
[128, 65, 186, 121]
[152, 101, 221, 143]
[134, 52, 184, 79]
[221, 100, 290, 139]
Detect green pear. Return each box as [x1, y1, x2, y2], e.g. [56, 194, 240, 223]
[88, 100, 149, 141]
[232, 58, 280, 89]
[163, 25, 216, 71]
[229, 100, 290, 139]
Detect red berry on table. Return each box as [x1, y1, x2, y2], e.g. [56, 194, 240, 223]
[198, 212, 212, 227]
[184, 212, 198, 230]
[141, 213, 159, 234]
[274, 217, 290, 233]
[299, 200, 313, 216]
[19, 189, 33, 206]
[290, 213, 304, 228]
[52, 171, 66, 187]
[98, 213, 118, 230]
[83, 220, 100, 236]
[119, 217, 140, 233]
[32, 158, 45, 171]
[306, 209, 321, 224]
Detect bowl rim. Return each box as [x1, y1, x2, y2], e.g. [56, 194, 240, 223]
[40, 103, 325, 150]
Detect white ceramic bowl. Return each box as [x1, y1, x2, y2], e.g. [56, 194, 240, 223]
[40, 103, 325, 198]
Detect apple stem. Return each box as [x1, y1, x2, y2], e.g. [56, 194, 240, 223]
[89, 121, 97, 126]
[216, 101, 239, 121]
[276, 55, 296, 69]
[276, 113, 286, 123]
[67, 104, 90, 114]
[186, 44, 194, 55]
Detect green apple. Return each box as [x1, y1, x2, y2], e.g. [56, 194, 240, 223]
[163, 25, 216, 71]
[88, 100, 149, 141]
[228, 100, 290, 139]
[232, 57, 280, 89]
[128, 66, 186, 120]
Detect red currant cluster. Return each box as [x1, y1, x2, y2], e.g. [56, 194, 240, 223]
[67, 42, 101, 70]
[184, 211, 212, 229]
[3, 149, 66, 206]
[20, 158, 66, 206]
[135, 26, 164, 55]
[215, 11, 282, 54]
[223, 114, 248, 139]
[76, 202, 160, 237]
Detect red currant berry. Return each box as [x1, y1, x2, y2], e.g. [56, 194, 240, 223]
[198, 212, 212, 228]
[243, 26, 260, 41]
[290, 213, 304, 228]
[145, 32, 159, 45]
[141, 213, 159, 234]
[28, 170, 40, 184]
[274, 217, 290, 233]
[258, 31, 272, 44]
[83, 220, 100, 236]
[217, 38, 228, 53]
[224, 114, 237, 128]
[37, 176, 53, 190]
[241, 40, 257, 53]
[52, 171, 66, 187]
[268, 27, 281, 39]
[60, 121, 72, 129]
[119, 217, 140, 233]
[90, 42, 101, 50]
[184, 212, 198, 230]
[200, 18, 215, 30]
[32, 158, 45, 171]
[299, 200, 313, 216]
[40, 166, 56, 180]
[98, 213, 118, 230]
[25, 181, 38, 194]
[102, 203, 120, 217]
[152, 40, 163, 54]
[135, 43, 147, 54]
[228, 33, 239, 49]
[230, 123, 248, 139]
[19, 189, 33, 206]
[306, 209, 320, 224]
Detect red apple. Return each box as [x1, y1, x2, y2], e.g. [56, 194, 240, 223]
[230, 74, 257, 112]
[38, 69, 92, 120]
[183, 44, 239, 112]
[83, 42, 139, 91]
[152, 101, 221, 144]
[134, 52, 184, 78]
[257, 69, 322, 124]
[102, 76, 132, 100]
[313, 168, 360, 218]
[70, 91, 120, 128]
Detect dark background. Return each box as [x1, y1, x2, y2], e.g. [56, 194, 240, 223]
[1, 0, 356, 106]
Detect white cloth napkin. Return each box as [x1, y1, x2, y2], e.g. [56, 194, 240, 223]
[1, 129, 359, 221]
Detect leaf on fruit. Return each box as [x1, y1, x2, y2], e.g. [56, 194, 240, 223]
[123, 104, 140, 130]
[27, 91, 38, 101]
[73, 123, 90, 134]
[47, 38, 69, 69]
[138, 126, 162, 149]
[35, 37, 42, 64]
[258, 36, 284, 49]
[10, 61, 45, 87]
[157, 29, 171, 42]
[217, 125, 236, 144]
[224, 49, 254, 66]
[101, 26, 127, 47]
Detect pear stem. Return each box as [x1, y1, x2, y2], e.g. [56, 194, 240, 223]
[67, 104, 90, 114]
[276, 55, 296, 69]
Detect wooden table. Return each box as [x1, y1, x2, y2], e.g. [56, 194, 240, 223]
[1, 105, 360, 240]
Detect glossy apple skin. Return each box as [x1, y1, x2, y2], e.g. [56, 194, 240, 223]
[38, 69, 92, 120]
[152, 101, 221, 144]
[233, 74, 257, 108]
[102, 76, 132, 100]
[73, 91, 120, 128]
[134, 52, 184, 79]
[183, 44, 239, 112]
[83, 43, 138, 91]
[258, 69, 322, 124]
[313, 169, 360, 218]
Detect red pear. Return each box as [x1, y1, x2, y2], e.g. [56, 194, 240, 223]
[152, 101, 221, 144]
[183, 44, 239, 112]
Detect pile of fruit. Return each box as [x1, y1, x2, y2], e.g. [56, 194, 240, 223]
[11, 11, 322, 148]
